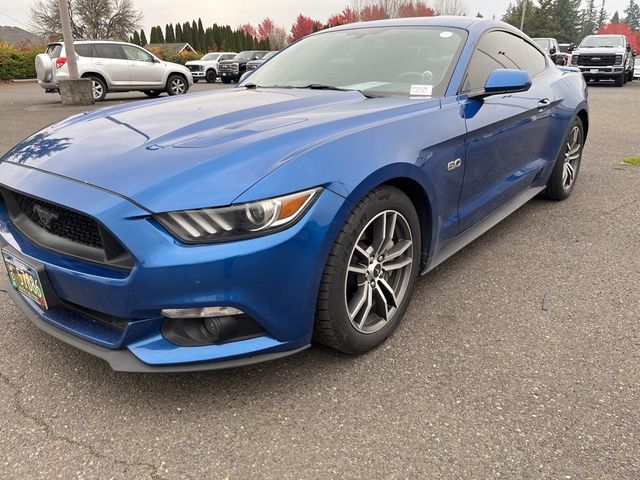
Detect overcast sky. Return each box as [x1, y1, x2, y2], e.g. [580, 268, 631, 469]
[0, 0, 631, 35]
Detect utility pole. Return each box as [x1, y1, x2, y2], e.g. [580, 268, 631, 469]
[56, 0, 93, 104]
[520, 0, 527, 31]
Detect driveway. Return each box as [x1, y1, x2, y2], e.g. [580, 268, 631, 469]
[0, 81, 638, 479]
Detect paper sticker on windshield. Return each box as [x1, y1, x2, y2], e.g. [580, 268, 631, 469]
[410, 85, 433, 96]
[440, 31, 454, 38]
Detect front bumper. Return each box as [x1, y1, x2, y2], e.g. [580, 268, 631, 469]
[0, 162, 344, 371]
[576, 65, 625, 77]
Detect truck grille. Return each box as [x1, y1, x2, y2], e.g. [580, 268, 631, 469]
[576, 54, 617, 66]
[219, 63, 238, 73]
[1, 188, 134, 269]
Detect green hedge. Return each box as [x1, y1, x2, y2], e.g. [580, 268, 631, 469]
[145, 46, 201, 65]
[0, 43, 43, 81]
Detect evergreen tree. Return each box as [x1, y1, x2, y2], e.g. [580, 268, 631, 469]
[140, 29, 148, 46]
[611, 10, 620, 22]
[580, 0, 598, 38]
[132, 30, 141, 46]
[198, 18, 206, 51]
[182, 21, 193, 46]
[476, 12, 483, 17]
[596, 0, 608, 28]
[191, 20, 200, 51]
[157, 25, 165, 43]
[205, 27, 214, 51]
[552, 0, 582, 42]
[175, 23, 183, 42]
[149, 26, 157, 43]
[624, 0, 640, 30]
[165, 24, 175, 43]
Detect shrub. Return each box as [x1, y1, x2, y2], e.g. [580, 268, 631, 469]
[0, 42, 44, 81]
[146, 47, 200, 65]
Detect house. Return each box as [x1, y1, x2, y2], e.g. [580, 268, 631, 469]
[144, 42, 195, 53]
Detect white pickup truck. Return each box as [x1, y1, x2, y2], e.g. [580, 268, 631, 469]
[185, 52, 237, 83]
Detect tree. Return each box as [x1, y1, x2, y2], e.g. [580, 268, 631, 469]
[432, 0, 468, 16]
[29, 0, 143, 40]
[360, 4, 388, 19]
[623, 0, 640, 30]
[258, 17, 275, 40]
[140, 28, 147, 46]
[328, 7, 357, 26]
[238, 23, 257, 37]
[597, 0, 608, 28]
[611, 10, 620, 22]
[476, 12, 483, 17]
[182, 21, 193, 46]
[580, 0, 598, 38]
[268, 26, 287, 49]
[165, 23, 175, 43]
[198, 18, 206, 51]
[191, 20, 200, 51]
[288, 14, 323, 42]
[175, 23, 182, 42]
[397, 1, 437, 17]
[551, 0, 582, 42]
[598, 21, 639, 49]
[132, 29, 140, 45]
[149, 26, 158, 43]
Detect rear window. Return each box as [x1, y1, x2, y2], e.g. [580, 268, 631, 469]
[94, 43, 126, 60]
[74, 44, 94, 57]
[46, 44, 62, 58]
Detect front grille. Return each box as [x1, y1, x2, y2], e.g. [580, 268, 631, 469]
[576, 54, 617, 66]
[219, 63, 238, 73]
[1, 188, 134, 269]
[14, 191, 103, 248]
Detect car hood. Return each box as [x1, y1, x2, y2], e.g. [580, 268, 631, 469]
[185, 61, 209, 66]
[574, 47, 625, 54]
[1, 88, 430, 212]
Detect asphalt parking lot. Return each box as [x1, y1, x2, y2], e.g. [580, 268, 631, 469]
[0, 80, 639, 479]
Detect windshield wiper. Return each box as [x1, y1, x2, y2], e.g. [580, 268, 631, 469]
[295, 84, 384, 98]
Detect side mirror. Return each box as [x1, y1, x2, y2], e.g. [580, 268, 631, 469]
[153, 57, 161, 63]
[627, 44, 632, 52]
[471, 69, 531, 98]
[569, 43, 575, 52]
[550, 47, 557, 54]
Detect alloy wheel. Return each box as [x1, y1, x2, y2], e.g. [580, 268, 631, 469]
[345, 210, 414, 334]
[562, 125, 582, 189]
[170, 78, 186, 94]
[91, 80, 103, 100]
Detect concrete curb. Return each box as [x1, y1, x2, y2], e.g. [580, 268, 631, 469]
[11, 78, 38, 83]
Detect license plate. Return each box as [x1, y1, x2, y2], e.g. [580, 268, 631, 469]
[2, 249, 48, 309]
[590, 69, 599, 74]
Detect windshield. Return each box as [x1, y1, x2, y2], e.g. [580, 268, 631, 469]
[46, 44, 62, 58]
[559, 44, 571, 53]
[580, 35, 624, 48]
[234, 51, 255, 60]
[201, 53, 220, 61]
[262, 51, 277, 61]
[533, 38, 550, 50]
[243, 27, 466, 97]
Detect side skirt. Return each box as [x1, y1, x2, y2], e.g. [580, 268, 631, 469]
[421, 186, 546, 275]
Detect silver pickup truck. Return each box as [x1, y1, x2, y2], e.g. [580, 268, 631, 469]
[570, 34, 636, 86]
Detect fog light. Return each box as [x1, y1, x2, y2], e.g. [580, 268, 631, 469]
[161, 306, 243, 319]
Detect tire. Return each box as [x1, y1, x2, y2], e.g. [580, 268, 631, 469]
[314, 186, 421, 354]
[221, 77, 231, 84]
[166, 74, 188, 95]
[205, 70, 217, 83]
[543, 116, 584, 201]
[143, 90, 162, 97]
[627, 70, 634, 82]
[85, 75, 107, 101]
[193, 78, 199, 83]
[614, 73, 624, 87]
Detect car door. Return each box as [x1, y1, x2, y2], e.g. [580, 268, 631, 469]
[457, 30, 557, 232]
[121, 45, 164, 87]
[93, 43, 130, 86]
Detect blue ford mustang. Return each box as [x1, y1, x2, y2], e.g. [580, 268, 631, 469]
[0, 17, 588, 371]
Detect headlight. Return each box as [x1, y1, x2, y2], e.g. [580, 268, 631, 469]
[155, 187, 322, 243]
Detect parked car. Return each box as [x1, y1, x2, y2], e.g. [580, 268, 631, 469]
[185, 51, 237, 83]
[218, 50, 269, 83]
[245, 51, 278, 72]
[558, 43, 575, 66]
[2, 18, 588, 371]
[532, 37, 563, 64]
[570, 34, 635, 86]
[634, 61, 640, 80]
[34, 40, 193, 101]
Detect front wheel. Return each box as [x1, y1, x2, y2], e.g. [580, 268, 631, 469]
[615, 73, 625, 87]
[543, 116, 584, 201]
[205, 70, 217, 83]
[166, 74, 188, 95]
[221, 77, 231, 84]
[314, 186, 421, 354]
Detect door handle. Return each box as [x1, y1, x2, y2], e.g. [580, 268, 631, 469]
[537, 98, 551, 110]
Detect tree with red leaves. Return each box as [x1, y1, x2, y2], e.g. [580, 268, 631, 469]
[598, 22, 640, 51]
[397, 1, 438, 17]
[257, 17, 275, 40]
[360, 4, 389, 20]
[328, 6, 357, 26]
[289, 14, 323, 42]
[237, 23, 257, 38]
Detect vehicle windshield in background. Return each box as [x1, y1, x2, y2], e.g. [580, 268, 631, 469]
[262, 51, 277, 61]
[559, 44, 571, 53]
[234, 51, 255, 60]
[243, 27, 467, 97]
[201, 53, 220, 61]
[580, 35, 624, 47]
[533, 38, 550, 50]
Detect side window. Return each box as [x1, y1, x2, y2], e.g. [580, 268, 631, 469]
[462, 31, 547, 92]
[74, 44, 94, 57]
[253, 52, 264, 60]
[94, 44, 126, 60]
[122, 45, 153, 62]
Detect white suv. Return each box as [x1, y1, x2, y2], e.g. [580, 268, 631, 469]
[185, 52, 237, 83]
[35, 40, 193, 101]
